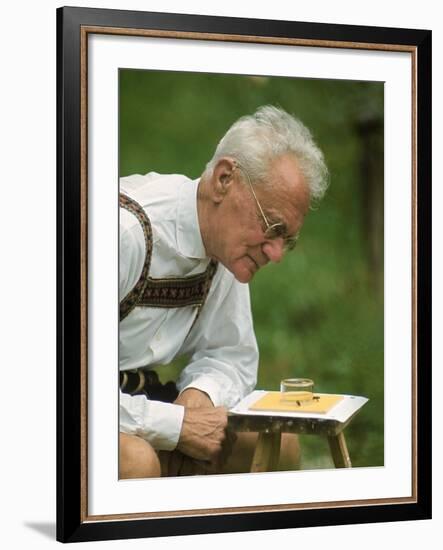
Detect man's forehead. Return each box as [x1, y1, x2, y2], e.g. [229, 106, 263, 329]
[265, 166, 309, 210]
[262, 177, 310, 236]
[268, 153, 306, 188]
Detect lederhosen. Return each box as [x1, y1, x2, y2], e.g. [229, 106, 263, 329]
[119, 192, 218, 403]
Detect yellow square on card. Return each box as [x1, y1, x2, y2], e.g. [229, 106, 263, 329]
[248, 392, 343, 414]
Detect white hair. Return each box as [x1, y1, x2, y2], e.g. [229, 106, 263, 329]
[205, 105, 329, 203]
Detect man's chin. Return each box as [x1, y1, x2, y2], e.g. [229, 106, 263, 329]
[234, 272, 254, 284]
[221, 258, 257, 283]
[232, 265, 256, 284]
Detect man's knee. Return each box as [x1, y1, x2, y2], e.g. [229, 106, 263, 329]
[119, 433, 161, 479]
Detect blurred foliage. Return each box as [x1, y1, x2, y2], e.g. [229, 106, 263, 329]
[120, 69, 384, 469]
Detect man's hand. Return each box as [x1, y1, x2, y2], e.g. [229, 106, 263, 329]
[164, 388, 235, 476]
[177, 405, 228, 461]
[174, 388, 228, 463]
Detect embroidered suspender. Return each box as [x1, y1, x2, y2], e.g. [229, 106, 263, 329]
[139, 262, 218, 308]
[119, 192, 218, 322]
[119, 193, 154, 321]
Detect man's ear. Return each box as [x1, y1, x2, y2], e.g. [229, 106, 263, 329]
[211, 158, 236, 203]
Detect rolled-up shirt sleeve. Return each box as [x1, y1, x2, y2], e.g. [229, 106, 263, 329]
[119, 391, 185, 451]
[176, 267, 259, 408]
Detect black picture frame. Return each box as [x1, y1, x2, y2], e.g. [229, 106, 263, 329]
[57, 6, 432, 543]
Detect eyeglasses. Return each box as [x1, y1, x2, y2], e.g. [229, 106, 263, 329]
[233, 162, 299, 251]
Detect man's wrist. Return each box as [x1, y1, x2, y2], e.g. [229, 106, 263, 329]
[175, 387, 214, 408]
[177, 377, 222, 407]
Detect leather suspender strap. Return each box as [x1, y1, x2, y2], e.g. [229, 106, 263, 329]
[119, 192, 218, 322]
[119, 193, 154, 321]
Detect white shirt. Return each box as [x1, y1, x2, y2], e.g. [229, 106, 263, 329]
[119, 172, 259, 450]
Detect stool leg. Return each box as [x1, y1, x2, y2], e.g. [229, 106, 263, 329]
[327, 432, 352, 468]
[251, 431, 282, 472]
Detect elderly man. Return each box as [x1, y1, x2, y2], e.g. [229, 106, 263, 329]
[119, 105, 328, 478]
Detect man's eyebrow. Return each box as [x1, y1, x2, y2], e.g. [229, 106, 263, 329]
[265, 210, 285, 225]
[268, 214, 288, 232]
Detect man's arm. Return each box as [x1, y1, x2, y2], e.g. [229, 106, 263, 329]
[120, 208, 230, 459]
[119, 209, 250, 462]
[176, 266, 259, 409]
[161, 268, 257, 473]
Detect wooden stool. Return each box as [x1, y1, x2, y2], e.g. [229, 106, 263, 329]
[228, 412, 354, 472]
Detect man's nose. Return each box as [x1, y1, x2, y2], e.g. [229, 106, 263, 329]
[262, 238, 285, 263]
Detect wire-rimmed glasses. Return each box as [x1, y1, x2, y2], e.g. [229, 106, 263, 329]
[233, 162, 299, 251]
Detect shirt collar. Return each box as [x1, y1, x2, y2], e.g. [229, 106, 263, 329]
[176, 178, 207, 260]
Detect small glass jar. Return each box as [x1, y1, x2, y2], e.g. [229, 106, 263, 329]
[280, 378, 314, 403]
